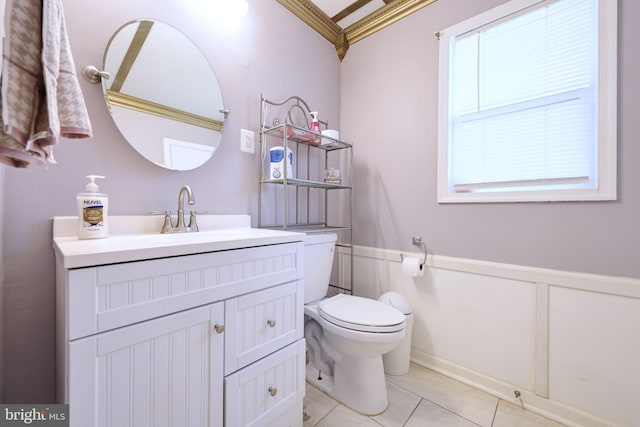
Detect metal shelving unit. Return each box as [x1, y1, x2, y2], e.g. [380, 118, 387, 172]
[258, 94, 353, 293]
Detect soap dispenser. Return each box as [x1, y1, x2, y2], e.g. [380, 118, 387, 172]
[309, 111, 320, 133]
[77, 175, 109, 239]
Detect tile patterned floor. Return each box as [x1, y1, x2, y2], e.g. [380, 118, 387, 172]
[303, 363, 565, 427]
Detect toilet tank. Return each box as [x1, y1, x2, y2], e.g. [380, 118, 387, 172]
[303, 233, 337, 304]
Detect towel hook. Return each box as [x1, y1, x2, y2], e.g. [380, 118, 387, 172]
[82, 65, 111, 84]
[400, 236, 427, 269]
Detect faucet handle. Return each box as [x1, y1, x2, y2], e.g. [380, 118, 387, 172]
[188, 210, 207, 232]
[150, 210, 174, 233]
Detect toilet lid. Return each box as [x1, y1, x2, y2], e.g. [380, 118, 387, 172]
[318, 294, 406, 333]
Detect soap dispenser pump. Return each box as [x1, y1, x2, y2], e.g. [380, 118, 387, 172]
[309, 111, 320, 133]
[76, 175, 109, 239]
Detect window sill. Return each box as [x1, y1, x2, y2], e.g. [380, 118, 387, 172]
[437, 187, 617, 204]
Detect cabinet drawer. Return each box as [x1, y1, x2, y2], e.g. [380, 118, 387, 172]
[64, 242, 301, 340]
[225, 281, 303, 374]
[225, 340, 305, 427]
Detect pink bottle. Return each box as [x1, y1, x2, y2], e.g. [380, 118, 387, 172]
[309, 111, 320, 133]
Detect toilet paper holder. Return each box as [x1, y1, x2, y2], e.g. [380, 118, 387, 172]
[400, 236, 427, 269]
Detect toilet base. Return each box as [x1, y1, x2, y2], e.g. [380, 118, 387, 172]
[305, 364, 334, 395]
[306, 355, 389, 415]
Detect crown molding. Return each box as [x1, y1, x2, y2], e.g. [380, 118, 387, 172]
[344, 0, 438, 45]
[276, 0, 438, 60]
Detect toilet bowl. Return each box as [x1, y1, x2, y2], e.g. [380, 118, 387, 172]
[303, 233, 406, 415]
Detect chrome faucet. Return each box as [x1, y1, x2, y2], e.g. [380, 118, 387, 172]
[150, 185, 202, 233]
[175, 185, 195, 232]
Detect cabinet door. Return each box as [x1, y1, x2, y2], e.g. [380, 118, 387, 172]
[68, 302, 224, 427]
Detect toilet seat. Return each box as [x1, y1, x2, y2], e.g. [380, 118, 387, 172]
[318, 294, 405, 333]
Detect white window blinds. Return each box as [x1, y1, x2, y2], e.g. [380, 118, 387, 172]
[448, 0, 597, 193]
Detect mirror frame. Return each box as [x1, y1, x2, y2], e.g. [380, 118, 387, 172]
[101, 19, 226, 170]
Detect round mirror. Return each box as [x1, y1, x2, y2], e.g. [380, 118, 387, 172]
[102, 19, 226, 170]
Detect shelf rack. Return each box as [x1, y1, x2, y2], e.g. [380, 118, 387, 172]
[258, 94, 353, 293]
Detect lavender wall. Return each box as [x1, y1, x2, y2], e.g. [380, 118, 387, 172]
[1, 0, 341, 401]
[341, 0, 640, 279]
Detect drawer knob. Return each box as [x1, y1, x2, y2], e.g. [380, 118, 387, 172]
[268, 387, 277, 397]
[213, 324, 225, 334]
[267, 319, 276, 328]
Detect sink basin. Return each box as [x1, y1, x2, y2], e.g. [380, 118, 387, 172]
[146, 227, 270, 246]
[150, 227, 253, 241]
[52, 215, 305, 269]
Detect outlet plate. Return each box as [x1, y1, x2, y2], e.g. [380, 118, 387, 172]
[240, 129, 255, 153]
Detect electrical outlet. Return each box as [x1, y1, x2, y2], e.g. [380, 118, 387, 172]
[240, 129, 255, 153]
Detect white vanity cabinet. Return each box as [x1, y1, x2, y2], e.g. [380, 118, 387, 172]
[53, 216, 306, 427]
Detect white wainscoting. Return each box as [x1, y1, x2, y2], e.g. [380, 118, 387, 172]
[338, 245, 640, 427]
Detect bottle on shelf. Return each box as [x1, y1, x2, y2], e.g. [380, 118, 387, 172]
[309, 111, 320, 133]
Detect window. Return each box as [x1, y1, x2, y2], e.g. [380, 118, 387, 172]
[437, 0, 617, 203]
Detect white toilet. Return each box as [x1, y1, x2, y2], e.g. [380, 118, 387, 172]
[303, 233, 406, 415]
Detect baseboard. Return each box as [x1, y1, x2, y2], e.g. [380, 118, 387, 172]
[410, 349, 619, 427]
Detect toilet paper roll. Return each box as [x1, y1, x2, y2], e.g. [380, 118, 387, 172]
[402, 256, 424, 277]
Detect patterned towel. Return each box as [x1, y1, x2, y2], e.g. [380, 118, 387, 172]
[41, 0, 92, 142]
[0, 0, 92, 168]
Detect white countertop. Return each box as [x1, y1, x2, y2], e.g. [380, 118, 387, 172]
[53, 215, 305, 269]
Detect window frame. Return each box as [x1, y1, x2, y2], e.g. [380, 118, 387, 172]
[437, 0, 617, 203]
